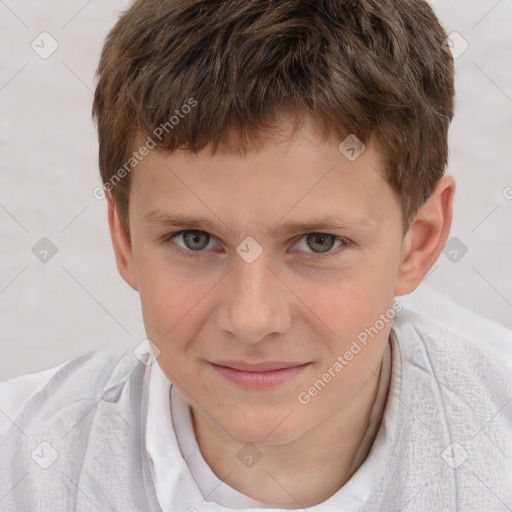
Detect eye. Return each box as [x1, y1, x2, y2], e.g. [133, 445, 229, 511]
[293, 233, 349, 259]
[162, 230, 350, 261]
[162, 230, 218, 257]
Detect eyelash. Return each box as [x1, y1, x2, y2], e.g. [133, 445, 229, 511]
[160, 230, 351, 261]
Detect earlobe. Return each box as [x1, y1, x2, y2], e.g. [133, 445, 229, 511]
[106, 193, 139, 291]
[394, 174, 456, 296]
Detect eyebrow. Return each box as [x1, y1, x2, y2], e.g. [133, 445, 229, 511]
[143, 209, 375, 238]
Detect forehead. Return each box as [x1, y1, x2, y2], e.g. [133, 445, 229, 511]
[129, 124, 400, 237]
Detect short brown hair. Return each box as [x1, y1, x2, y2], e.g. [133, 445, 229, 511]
[92, 0, 454, 237]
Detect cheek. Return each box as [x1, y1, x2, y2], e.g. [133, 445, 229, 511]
[292, 266, 388, 330]
[134, 247, 210, 341]
[291, 262, 395, 367]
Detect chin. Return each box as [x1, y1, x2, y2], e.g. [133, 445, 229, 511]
[222, 410, 304, 446]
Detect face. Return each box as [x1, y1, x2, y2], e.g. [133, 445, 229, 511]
[122, 121, 406, 445]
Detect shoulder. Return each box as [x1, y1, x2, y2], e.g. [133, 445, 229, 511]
[396, 288, 512, 370]
[391, 304, 512, 404]
[386, 304, 512, 507]
[0, 342, 137, 437]
[0, 364, 66, 436]
[0, 341, 159, 511]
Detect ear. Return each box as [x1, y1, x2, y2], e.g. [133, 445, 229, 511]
[107, 193, 139, 291]
[394, 174, 456, 296]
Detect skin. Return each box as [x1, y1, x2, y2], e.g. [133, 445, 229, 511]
[107, 118, 455, 508]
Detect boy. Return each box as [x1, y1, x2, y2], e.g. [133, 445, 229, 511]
[1, 0, 511, 510]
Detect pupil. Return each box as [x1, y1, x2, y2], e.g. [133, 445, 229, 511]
[308, 233, 334, 253]
[184, 230, 208, 250]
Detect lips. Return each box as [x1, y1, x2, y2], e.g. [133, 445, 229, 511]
[211, 360, 307, 372]
[209, 360, 311, 389]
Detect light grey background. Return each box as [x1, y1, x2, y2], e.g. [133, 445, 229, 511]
[1, 0, 511, 380]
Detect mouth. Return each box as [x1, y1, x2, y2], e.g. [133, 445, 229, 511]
[208, 361, 311, 389]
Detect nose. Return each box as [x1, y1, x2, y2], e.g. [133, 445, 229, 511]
[216, 255, 292, 344]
